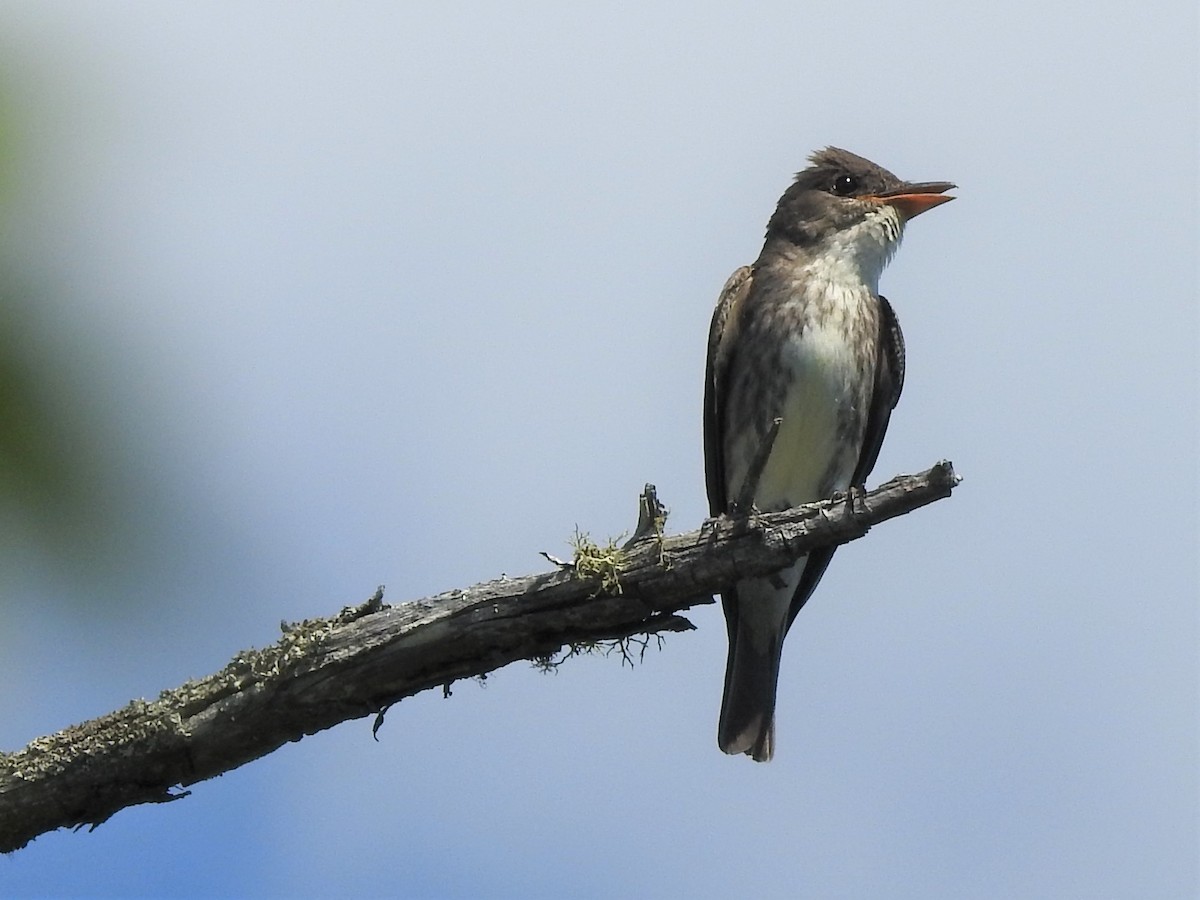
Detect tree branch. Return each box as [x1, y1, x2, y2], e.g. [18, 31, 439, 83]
[0, 460, 960, 852]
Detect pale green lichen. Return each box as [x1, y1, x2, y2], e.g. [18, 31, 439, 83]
[569, 527, 626, 596]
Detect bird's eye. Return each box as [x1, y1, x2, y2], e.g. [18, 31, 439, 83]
[832, 174, 858, 196]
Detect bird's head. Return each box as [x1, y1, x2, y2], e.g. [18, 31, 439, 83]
[765, 147, 954, 284]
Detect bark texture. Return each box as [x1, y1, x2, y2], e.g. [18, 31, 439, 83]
[0, 461, 959, 852]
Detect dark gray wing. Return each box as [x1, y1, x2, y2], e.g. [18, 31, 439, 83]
[704, 265, 753, 651]
[703, 265, 753, 517]
[851, 293, 905, 486]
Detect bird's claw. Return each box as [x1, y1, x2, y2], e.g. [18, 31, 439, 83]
[843, 483, 866, 516]
[725, 499, 763, 519]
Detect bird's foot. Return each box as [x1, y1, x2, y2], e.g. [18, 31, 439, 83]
[842, 483, 867, 517]
[725, 498, 764, 519]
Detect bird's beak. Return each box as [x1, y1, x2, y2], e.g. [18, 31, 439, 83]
[870, 181, 956, 221]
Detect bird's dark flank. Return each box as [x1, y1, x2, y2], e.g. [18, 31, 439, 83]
[704, 147, 954, 761]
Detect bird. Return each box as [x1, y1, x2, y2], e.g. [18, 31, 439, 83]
[704, 146, 954, 761]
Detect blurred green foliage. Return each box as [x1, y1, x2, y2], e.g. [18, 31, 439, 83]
[0, 69, 149, 591]
[0, 292, 95, 534]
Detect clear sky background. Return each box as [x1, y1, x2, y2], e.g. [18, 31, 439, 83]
[0, 3, 1196, 898]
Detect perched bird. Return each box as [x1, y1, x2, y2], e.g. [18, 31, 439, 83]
[704, 147, 954, 761]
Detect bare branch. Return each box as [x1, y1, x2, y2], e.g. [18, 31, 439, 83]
[0, 460, 959, 852]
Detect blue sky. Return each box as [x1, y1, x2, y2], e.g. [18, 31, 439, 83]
[1, 3, 1196, 897]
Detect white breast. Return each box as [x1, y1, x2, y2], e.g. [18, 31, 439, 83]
[756, 284, 872, 508]
[723, 204, 900, 511]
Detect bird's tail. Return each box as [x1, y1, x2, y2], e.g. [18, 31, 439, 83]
[718, 622, 784, 762]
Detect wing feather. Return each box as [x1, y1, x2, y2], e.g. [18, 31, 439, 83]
[703, 265, 753, 517]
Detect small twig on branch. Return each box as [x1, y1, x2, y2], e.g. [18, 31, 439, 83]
[0, 460, 960, 853]
[623, 483, 669, 547]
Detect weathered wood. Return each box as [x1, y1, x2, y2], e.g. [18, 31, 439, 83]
[0, 461, 959, 852]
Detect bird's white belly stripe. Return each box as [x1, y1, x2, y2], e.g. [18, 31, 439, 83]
[747, 318, 862, 510]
